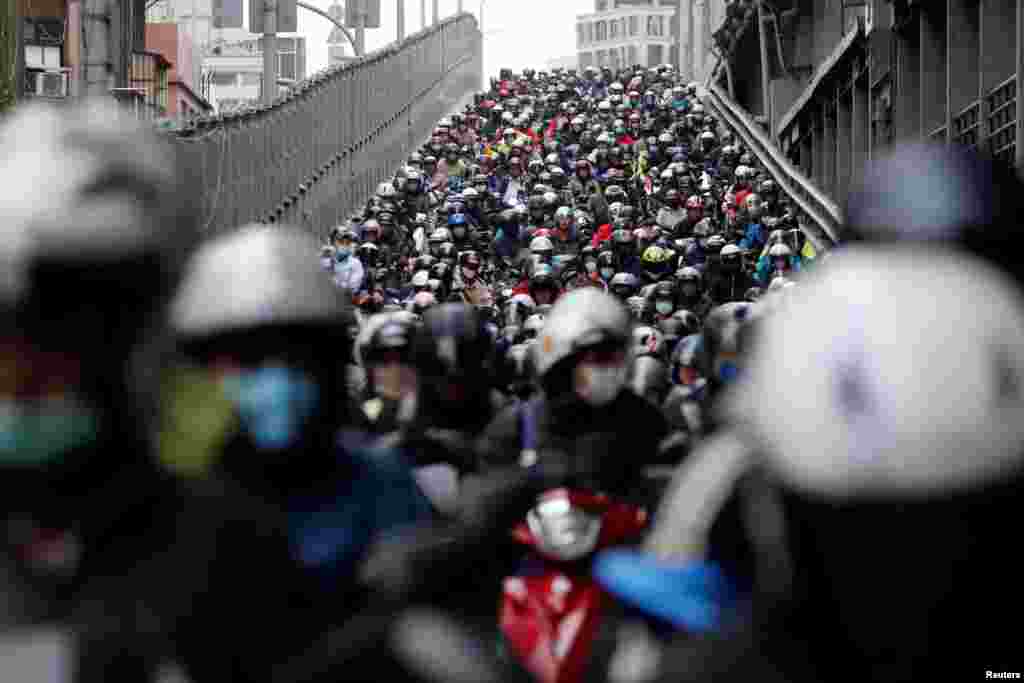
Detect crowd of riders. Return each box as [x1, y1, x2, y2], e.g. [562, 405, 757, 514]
[4, 59, 1024, 683]
[322, 63, 818, 443]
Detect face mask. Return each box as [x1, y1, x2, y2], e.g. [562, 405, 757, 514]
[220, 364, 319, 451]
[600, 267, 614, 280]
[336, 248, 352, 261]
[656, 300, 674, 315]
[574, 362, 627, 407]
[713, 354, 740, 384]
[584, 260, 598, 274]
[0, 397, 99, 466]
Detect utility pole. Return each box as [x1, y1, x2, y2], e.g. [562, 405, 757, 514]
[421, 0, 426, 29]
[352, 0, 365, 57]
[756, 0, 773, 139]
[397, 0, 405, 41]
[457, 0, 463, 13]
[432, 0, 438, 25]
[262, 0, 277, 104]
[5, 0, 22, 110]
[82, 0, 111, 97]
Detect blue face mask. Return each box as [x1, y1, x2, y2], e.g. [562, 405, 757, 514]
[335, 248, 352, 262]
[717, 361, 740, 384]
[0, 397, 100, 466]
[221, 365, 319, 451]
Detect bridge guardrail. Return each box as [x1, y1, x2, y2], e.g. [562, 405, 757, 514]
[702, 82, 843, 250]
[171, 12, 482, 241]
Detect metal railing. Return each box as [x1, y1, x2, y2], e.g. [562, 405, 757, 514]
[170, 12, 482, 242]
[703, 82, 843, 250]
[986, 76, 1017, 166]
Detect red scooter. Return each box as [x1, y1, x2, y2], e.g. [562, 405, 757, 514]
[499, 488, 648, 683]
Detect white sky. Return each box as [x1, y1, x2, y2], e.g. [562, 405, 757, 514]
[290, 0, 594, 81]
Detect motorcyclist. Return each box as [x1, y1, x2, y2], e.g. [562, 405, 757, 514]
[656, 189, 687, 232]
[354, 313, 419, 435]
[0, 101, 304, 681]
[169, 224, 433, 599]
[676, 266, 714, 319]
[330, 226, 366, 294]
[708, 244, 754, 304]
[455, 251, 493, 306]
[478, 288, 672, 502]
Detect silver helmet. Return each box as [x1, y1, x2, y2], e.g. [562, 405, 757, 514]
[532, 288, 630, 379]
[170, 224, 350, 340]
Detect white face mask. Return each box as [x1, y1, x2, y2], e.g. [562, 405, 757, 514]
[656, 300, 674, 315]
[574, 362, 627, 407]
[584, 260, 598, 274]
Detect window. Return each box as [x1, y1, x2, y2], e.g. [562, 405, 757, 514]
[629, 16, 638, 36]
[240, 72, 261, 86]
[212, 72, 237, 87]
[609, 19, 618, 38]
[577, 24, 585, 47]
[596, 0, 608, 10]
[596, 21, 607, 41]
[647, 15, 657, 36]
[278, 53, 297, 80]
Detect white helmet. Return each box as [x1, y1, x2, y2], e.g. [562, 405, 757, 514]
[532, 289, 630, 380]
[530, 236, 555, 254]
[411, 270, 431, 288]
[728, 245, 1024, 499]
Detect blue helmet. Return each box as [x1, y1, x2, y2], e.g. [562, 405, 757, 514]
[448, 212, 467, 226]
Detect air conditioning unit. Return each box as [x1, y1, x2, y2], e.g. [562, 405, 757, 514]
[35, 70, 69, 98]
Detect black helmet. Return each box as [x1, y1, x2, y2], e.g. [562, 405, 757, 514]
[0, 100, 197, 518]
[411, 304, 496, 432]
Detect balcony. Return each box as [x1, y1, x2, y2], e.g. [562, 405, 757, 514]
[125, 50, 171, 120]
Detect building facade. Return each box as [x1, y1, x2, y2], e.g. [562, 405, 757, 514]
[709, 0, 1024, 205]
[576, 0, 679, 71]
[205, 34, 307, 111]
[145, 22, 214, 120]
[146, 0, 216, 94]
[546, 55, 581, 72]
[14, 0, 162, 113]
[147, 0, 306, 113]
[676, 0, 728, 84]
